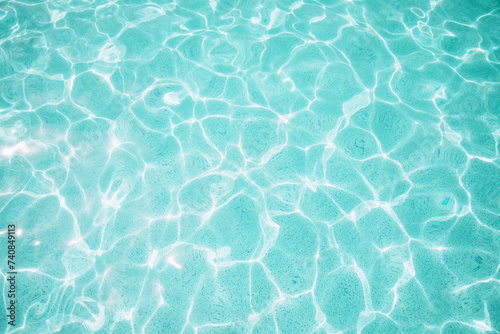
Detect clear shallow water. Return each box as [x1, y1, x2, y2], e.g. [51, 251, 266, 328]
[0, 0, 500, 333]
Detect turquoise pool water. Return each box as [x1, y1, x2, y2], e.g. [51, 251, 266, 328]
[1, 0, 500, 333]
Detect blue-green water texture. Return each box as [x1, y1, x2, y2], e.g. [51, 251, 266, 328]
[1, 0, 500, 333]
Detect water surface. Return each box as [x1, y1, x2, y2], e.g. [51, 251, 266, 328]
[1, 0, 500, 333]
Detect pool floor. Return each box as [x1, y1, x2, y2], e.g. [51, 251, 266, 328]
[0, 0, 500, 333]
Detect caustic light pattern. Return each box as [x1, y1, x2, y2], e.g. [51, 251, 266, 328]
[1, 0, 500, 333]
